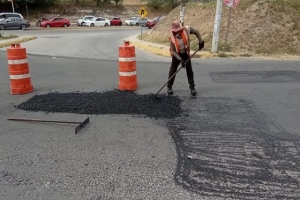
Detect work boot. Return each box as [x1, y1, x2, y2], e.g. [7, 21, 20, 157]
[191, 88, 197, 96]
[167, 87, 173, 95]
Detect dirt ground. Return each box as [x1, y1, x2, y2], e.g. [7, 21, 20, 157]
[142, 0, 300, 59]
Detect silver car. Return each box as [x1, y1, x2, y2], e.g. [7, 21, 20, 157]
[0, 17, 30, 30]
[125, 16, 147, 27]
[0, 12, 24, 20]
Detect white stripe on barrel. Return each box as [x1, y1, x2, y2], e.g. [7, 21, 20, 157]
[10, 74, 30, 79]
[119, 57, 135, 62]
[119, 71, 137, 76]
[8, 59, 28, 65]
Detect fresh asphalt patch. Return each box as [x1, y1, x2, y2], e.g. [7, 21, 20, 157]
[168, 97, 300, 199]
[16, 90, 182, 119]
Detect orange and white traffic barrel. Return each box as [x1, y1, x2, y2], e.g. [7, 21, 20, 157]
[118, 40, 138, 90]
[7, 44, 33, 95]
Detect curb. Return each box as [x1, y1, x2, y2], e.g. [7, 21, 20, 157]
[26, 26, 139, 31]
[129, 38, 218, 59]
[130, 41, 170, 57]
[0, 36, 37, 48]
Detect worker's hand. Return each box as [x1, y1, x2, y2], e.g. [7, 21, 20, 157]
[199, 41, 205, 50]
[180, 59, 186, 68]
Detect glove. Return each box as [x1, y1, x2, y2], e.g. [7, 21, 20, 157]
[180, 59, 186, 68]
[199, 41, 205, 50]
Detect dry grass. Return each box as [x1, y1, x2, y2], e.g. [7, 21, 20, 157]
[0, 33, 18, 41]
[142, 0, 300, 55]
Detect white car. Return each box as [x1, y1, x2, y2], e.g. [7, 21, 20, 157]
[77, 15, 95, 26]
[85, 17, 111, 27]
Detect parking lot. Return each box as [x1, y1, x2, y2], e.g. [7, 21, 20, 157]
[1, 12, 162, 30]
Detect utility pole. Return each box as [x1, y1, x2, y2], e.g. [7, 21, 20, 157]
[211, 0, 223, 53]
[180, 0, 186, 26]
[8, 0, 15, 13]
[26, 4, 29, 19]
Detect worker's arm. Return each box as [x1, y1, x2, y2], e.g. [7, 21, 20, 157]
[189, 27, 203, 43]
[170, 41, 182, 60]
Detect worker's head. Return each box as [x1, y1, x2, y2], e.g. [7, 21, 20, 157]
[170, 20, 183, 34]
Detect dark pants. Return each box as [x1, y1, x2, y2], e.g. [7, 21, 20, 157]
[167, 53, 195, 89]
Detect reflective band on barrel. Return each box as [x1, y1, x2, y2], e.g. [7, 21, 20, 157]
[10, 74, 30, 79]
[119, 71, 137, 76]
[119, 57, 135, 62]
[8, 59, 28, 65]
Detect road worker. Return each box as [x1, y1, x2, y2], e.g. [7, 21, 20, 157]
[167, 20, 204, 96]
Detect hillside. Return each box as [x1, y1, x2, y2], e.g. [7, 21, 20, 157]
[141, 0, 300, 56]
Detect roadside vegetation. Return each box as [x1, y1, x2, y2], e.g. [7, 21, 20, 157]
[0, 33, 18, 41]
[141, 0, 300, 56]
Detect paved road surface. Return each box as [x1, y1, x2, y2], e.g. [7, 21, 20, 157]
[0, 27, 170, 62]
[0, 28, 300, 199]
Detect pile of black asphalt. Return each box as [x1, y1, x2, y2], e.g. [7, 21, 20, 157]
[17, 90, 182, 119]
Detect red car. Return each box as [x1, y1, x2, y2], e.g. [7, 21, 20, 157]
[40, 17, 70, 28]
[109, 17, 122, 26]
[146, 16, 164, 29]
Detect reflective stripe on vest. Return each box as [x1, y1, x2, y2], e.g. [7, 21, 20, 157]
[169, 27, 190, 55]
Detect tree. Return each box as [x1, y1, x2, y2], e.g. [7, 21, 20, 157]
[145, 0, 180, 10]
[94, 0, 101, 6]
[114, 0, 120, 5]
[169, 0, 180, 8]
[146, 0, 164, 10]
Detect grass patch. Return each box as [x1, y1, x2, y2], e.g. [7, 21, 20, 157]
[137, 33, 151, 41]
[219, 43, 231, 52]
[0, 33, 18, 41]
[239, 53, 252, 57]
[218, 52, 229, 57]
[132, 0, 300, 56]
[187, 1, 216, 9]
[271, 0, 300, 11]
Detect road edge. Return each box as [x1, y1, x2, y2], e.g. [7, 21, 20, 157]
[127, 34, 218, 59]
[0, 36, 37, 48]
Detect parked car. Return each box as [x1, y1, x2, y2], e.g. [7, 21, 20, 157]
[109, 17, 122, 26]
[40, 17, 70, 28]
[85, 17, 110, 27]
[125, 17, 147, 27]
[77, 15, 95, 26]
[0, 17, 30, 30]
[0, 12, 24, 20]
[146, 16, 165, 29]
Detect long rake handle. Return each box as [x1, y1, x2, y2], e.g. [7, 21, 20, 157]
[155, 49, 199, 97]
[155, 66, 183, 97]
[7, 118, 81, 124]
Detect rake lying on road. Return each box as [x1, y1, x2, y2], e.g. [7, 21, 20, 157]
[7, 117, 90, 134]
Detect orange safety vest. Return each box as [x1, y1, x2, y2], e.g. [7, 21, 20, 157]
[169, 26, 190, 56]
